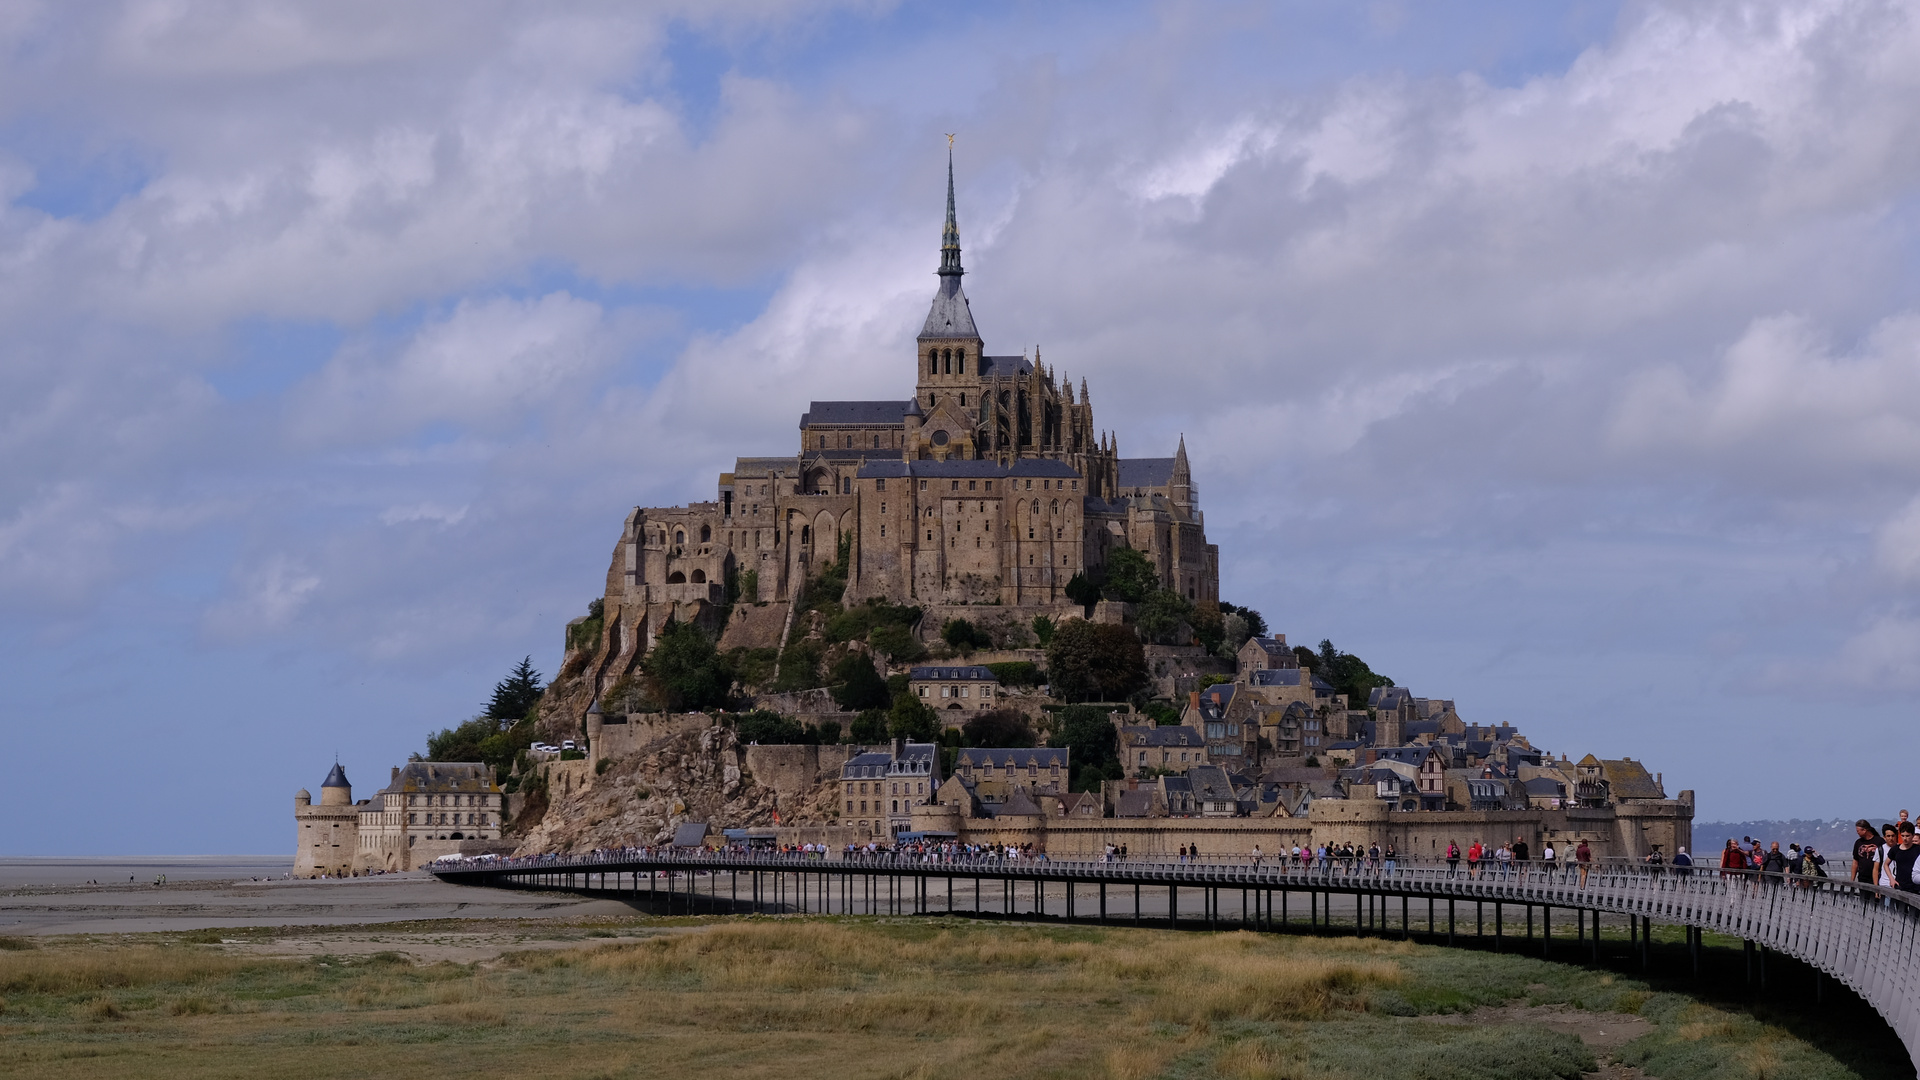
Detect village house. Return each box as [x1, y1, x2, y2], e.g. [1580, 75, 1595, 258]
[910, 664, 1002, 713]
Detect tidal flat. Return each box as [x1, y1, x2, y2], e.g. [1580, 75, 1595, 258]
[0, 917, 1899, 1080]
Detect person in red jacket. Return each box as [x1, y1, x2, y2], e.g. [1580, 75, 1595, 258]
[1466, 840, 1484, 879]
[1575, 839, 1593, 886]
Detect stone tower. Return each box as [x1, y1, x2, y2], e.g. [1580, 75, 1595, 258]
[294, 762, 358, 878]
[910, 142, 986, 461]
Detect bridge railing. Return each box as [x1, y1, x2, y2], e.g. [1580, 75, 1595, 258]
[434, 848, 1919, 910]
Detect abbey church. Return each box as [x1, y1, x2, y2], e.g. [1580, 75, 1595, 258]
[600, 153, 1218, 659]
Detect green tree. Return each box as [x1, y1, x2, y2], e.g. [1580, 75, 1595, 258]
[888, 691, 940, 742]
[1045, 619, 1149, 703]
[868, 623, 927, 664]
[486, 656, 545, 721]
[960, 709, 1036, 748]
[1064, 571, 1102, 609]
[983, 661, 1042, 687]
[1031, 614, 1055, 646]
[942, 617, 992, 653]
[848, 709, 890, 743]
[642, 620, 733, 710]
[568, 597, 605, 652]
[829, 652, 891, 711]
[1317, 639, 1394, 708]
[1134, 588, 1193, 645]
[733, 709, 810, 744]
[1224, 602, 1267, 639]
[1050, 704, 1120, 793]
[1101, 547, 1159, 603]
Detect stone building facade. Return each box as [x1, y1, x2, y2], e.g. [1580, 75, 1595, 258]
[578, 151, 1219, 695]
[292, 761, 505, 876]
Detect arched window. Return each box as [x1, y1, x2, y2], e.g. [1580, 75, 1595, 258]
[699, 524, 711, 543]
[692, 569, 707, 583]
[666, 571, 686, 584]
[929, 351, 938, 376]
[943, 348, 952, 374]
[1030, 499, 1040, 515]
[801, 525, 810, 545]
[674, 530, 685, 546]
[1050, 500, 1058, 514]
[956, 348, 965, 374]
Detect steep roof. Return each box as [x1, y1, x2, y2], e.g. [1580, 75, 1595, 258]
[800, 401, 915, 427]
[322, 763, 350, 789]
[957, 747, 1068, 769]
[1601, 758, 1666, 800]
[1117, 457, 1176, 487]
[910, 665, 999, 681]
[978, 355, 1032, 378]
[1121, 724, 1205, 747]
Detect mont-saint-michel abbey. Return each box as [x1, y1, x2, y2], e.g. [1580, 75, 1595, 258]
[615, 155, 1215, 648]
[296, 154, 1692, 876]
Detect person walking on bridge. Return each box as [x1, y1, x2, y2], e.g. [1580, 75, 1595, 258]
[1852, 820, 1881, 885]
[1466, 840, 1483, 879]
[1574, 839, 1593, 886]
[1445, 840, 1460, 876]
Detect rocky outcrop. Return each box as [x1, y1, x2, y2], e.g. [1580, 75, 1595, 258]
[510, 723, 851, 854]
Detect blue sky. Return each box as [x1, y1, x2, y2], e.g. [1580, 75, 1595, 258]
[2, 0, 1917, 854]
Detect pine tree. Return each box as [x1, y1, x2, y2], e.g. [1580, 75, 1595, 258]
[486, 656, 545, 723]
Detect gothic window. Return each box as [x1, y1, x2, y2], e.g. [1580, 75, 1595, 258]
[872, 434, 881, 448]
[943, 348, 951, 374]
[674, 529, 685, 546]
[929, 352, 938, 376]
[956, 348, 965, 373]
[699, 524, 711, 542]
[1030, 499, 1039, 514]
[1050, 500, 1058, 514]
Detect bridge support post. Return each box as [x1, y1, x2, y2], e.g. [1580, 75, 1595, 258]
[1100, 881, 1106, 922]
[1134, 883, 1141, 924]
[1403, 895, 1410, 940]
[1495, 902, 1502, 952]
[1745, 938, 1754, 984]
[1591, 909, 1599, 963]
[1067, 880, 1075, 921]
[1542, 905, 1551, 957]
[1690, 925, 1701, 977]
[1170, 884, 1178, 928]
[1448, 899, 1455, 945]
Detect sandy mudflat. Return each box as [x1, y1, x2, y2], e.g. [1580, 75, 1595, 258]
[0, 871, 643, 937]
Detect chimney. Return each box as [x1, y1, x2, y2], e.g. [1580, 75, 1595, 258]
[1189, 690, 1200, 714]
[892, 736, 906, 759]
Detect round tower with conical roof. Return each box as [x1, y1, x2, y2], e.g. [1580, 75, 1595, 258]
[319, 762, 352, 806]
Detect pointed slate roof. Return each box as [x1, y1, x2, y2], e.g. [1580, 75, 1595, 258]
[920, 145, 980, 341]
[321, 763, 350, 789]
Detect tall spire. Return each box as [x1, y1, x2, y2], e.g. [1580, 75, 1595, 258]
[919, 137, 978, 342]
[939, 134, 964, 278]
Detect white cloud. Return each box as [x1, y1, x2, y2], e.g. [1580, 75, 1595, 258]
[291, 292, 615, 444]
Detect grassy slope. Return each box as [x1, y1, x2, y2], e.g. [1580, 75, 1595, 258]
[0, 921, 1897, 1080]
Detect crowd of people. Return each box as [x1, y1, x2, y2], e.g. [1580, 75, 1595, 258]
[1849, 814, 1920, 895]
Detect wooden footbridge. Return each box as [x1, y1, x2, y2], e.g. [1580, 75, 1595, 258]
[434, 851, 1920, 1069]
